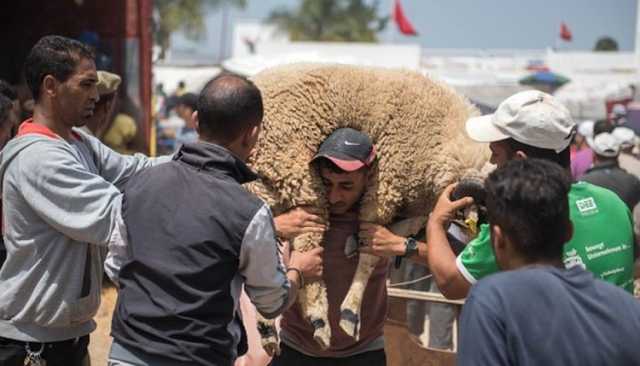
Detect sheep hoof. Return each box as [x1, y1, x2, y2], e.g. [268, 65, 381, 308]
[258, 320, 280, 356]
[311, 318, 331, 349]
[263, 341, 281, 357]
[339, 309, 360, 341]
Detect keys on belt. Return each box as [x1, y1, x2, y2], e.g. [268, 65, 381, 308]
[24, 343, 46, 366]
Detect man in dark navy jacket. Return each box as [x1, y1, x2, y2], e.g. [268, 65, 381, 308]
[107, 74, 323, 366]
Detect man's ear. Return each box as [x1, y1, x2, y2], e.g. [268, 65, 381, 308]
[514, 150, 528, 160]
[193, 111, 200, 132]
[242, 123, 260, 147]
[491, 224, 507, 251]
[42, 75, 59, 99]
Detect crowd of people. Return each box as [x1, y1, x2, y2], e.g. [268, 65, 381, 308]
[0, 34, 640, 366]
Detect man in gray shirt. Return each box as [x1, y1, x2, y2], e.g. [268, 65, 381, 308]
[0, 35, 167, 365]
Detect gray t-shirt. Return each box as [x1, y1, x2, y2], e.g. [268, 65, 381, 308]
[458, 266, 640, 366]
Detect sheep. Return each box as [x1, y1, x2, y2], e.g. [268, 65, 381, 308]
[245, 63, 489, 354]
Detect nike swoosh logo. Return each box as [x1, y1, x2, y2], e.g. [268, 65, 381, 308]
[344, 141, 360, 146]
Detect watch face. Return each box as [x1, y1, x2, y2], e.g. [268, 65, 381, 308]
[405, 237, 418, 257]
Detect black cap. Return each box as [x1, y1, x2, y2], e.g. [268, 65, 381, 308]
[312, 128, 376, 171]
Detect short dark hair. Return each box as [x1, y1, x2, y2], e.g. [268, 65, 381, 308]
[593, 119, 613, 137]
[0, 79, 17, 100]
[197, 73, 263, 142]
[505, 138, 570, 169]
[25, 35, 95, 101]
[178, 92, 198, 111]
[485, 158, 572, 262]
[0, 95, 12, 126]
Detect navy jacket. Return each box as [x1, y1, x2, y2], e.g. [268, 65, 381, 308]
[111, 142, 289, 366]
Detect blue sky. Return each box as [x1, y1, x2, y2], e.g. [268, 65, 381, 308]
[232, 0, 636, 49]
[172, 0, 638, 60]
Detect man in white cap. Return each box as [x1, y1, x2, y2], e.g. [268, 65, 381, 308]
[426, 90, 636, 299]
[613, 126, 640, 179]
[582, 131, 640, 211]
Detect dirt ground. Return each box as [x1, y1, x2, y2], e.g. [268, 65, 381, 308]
[90, 285, 117, 365]
[90, 286, 453, 366]
[90, 280, 640, 365]
[384, 323, 455, 366]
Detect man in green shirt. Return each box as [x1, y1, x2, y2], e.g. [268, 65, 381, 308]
[427, 90, 636, 299]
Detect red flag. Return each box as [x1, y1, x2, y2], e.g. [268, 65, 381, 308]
[560, 22, 572, 42]
[393, 0, 418, 36]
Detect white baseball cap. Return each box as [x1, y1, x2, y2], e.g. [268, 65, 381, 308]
[577, 120, 595, 138]
[465, 90, 576, 153]
[612, 126, 636, 149]
[587, 132, 620, 157]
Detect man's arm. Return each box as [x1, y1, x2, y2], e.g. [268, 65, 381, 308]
[240, 205, 322, 319]
[285, 247, 323, 308]
[426, 184, 475, 299]
[17, 142, 123, 246]
[358, 223, 428, 264]
[104, 207, 129, 286]
[632, 203, 640, 259]
[273, 206, 326, 240]
[79, 129, 171, 190]
[427, 219, 472, 299]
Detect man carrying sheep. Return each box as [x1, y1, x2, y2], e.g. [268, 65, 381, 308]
[272, 127, 428, 366]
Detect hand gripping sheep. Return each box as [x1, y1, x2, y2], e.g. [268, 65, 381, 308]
[245, 64, 489, 354]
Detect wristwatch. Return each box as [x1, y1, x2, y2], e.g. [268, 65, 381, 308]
[404, 236, 419, 258]
[394, 236, 419, 269]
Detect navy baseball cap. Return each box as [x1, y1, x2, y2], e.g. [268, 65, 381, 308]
[312, 128, 376, 171]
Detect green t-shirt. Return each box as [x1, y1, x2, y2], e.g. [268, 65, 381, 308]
[456, 181, 635, 293]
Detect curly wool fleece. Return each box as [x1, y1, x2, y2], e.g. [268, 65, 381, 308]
[247, 63, 489, 225]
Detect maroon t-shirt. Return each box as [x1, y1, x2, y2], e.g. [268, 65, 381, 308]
[280, 212, 389, 357]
